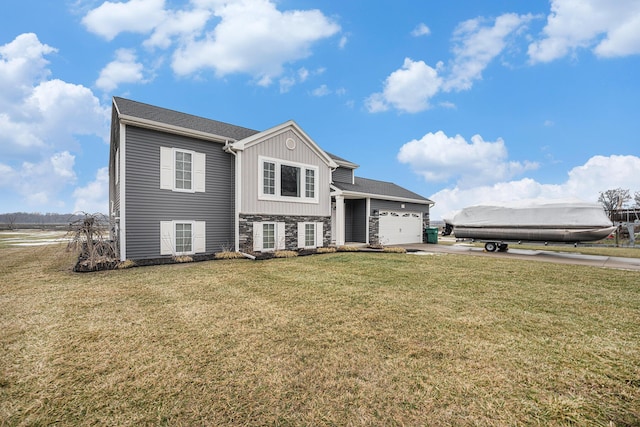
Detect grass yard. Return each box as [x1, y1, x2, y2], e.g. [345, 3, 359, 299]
[1, 245, 639, 426]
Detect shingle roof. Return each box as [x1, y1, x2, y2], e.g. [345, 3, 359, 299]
[333, 177, 433, 204]
[113, 97, 260, 141]
[325, 151, 359, 168]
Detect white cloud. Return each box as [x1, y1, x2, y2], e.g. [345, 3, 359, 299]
[366, 13, 532, 113]
[428, 155, 640, 220]
[0, 33, 56, 112]
[170, 0, 340, 84]
[0, 33, 109, 211]
[144, 8, 212, 49]
[0, 151, 78, 209]
[82, 0, 340, 86]
[528, 0, 640, 62]
[82, 0, 167, 41]
[96, 48, 146, 91]
[365, 58, 443, 113]
[311, 84, 330, 97]
[73, 167, 109, 214]
[411, 23, 431, 37]
[397, 130, 538, 188]
[444, 13, 534, 91]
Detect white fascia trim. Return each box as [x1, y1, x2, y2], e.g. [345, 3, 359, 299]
[339, 190, 434, 206]
[232, 120, 338, 169]
[119, 123, 126, 261]
[118, 114, 232, 144]
[333, 159, 359, 169]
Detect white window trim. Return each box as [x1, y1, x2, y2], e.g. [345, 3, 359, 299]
[160, 147, 205, 193]
[173, 148, 196, 193]
[258, 156, 319, 204]
[297, 221, 324, 249]
[253, 221, 286, 252]
[160, 220, 206, 256]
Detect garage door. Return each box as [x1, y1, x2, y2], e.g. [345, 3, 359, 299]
[378, 211, 423, 245]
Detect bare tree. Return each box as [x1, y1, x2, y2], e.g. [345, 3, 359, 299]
[635, 191, 640, 208]
[5, 213, 17, 230]
[67, 212, 116, 271]
[598, 188, 631, 213]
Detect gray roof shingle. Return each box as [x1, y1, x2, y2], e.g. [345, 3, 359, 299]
[114, 97, 260, 141]
[333, 177, 433, 204]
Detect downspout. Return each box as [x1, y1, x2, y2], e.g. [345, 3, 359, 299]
[223, 140, 241, 252]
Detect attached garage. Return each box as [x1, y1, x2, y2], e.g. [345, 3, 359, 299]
[378, 211, 423, 245]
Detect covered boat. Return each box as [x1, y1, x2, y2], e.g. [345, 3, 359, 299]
[443, 200, 616, 251]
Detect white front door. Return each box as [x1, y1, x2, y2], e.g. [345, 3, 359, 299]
[378, 211, 422, 245]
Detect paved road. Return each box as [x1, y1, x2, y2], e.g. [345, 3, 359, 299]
[401, 242, 640, 271]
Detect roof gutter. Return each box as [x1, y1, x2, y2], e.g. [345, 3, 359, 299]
[118, 114, 233, 144]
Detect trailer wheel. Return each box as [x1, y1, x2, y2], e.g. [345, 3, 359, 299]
[484, 242, 497, 252]
[498, 243, 509, 252]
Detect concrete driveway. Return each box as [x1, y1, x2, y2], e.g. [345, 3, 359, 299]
[401, 242, 640, 271]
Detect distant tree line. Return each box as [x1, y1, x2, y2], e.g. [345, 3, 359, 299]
[0, 212, 86, 230]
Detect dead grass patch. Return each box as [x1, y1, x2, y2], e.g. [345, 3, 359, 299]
[1, 245, 639, 426]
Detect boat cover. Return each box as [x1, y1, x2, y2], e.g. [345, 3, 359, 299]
[446, 200, 613, 228]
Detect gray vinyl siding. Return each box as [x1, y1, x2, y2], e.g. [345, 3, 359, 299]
[124, 126, 235, 260]
[241, 129, 331, 216]
[370, 199, 430, 215]
[345, 199, 367, 242]
[332, 166, 353, 184]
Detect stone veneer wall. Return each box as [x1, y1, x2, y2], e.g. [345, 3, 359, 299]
[368, 215, 379, 245]
[239, 214, 331, 253]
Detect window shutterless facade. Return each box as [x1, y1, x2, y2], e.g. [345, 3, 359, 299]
[258, 156, 318, 203]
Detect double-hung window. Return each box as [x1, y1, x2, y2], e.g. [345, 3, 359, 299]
[305, 169, 315, 198]
[160, 147, 205, 193]
[175, 222, 192, 253]
[262, 223, 275, 250]
[160, 220, 205, 256]
[259, 156, 318, 203]
[305, 223, 315, 247]
[297, 221, 324, 248]
[263, 161, 276, 195]
[175, 151, 192, 190]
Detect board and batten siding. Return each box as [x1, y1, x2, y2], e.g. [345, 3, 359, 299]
[241, 129, 331, 217]
[124, 126, 235, 260]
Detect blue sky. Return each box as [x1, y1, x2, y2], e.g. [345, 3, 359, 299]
[1, 0, 639, 220]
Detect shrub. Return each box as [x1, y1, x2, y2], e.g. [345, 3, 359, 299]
[274, 250, 298, 258]
[116, 259, 136, 269]
[337, 245, 359, 252]
[215, 251, 244, 260]
[173, 255, 193, 263]
[316, 247, 337, 254]
[383, 247, 407, 254]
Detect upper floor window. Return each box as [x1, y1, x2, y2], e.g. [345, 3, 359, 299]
[263, 161, 276, 195]
[305, 169, 315, 198]
[259, 156, 318, 203]
[160, 147, 205, 193]
[175, 151, 192, 190]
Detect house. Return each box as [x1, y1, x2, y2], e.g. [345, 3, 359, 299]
[109, 97, 434, 261]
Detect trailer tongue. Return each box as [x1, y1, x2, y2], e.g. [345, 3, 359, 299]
[443, 200, 616, 252]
